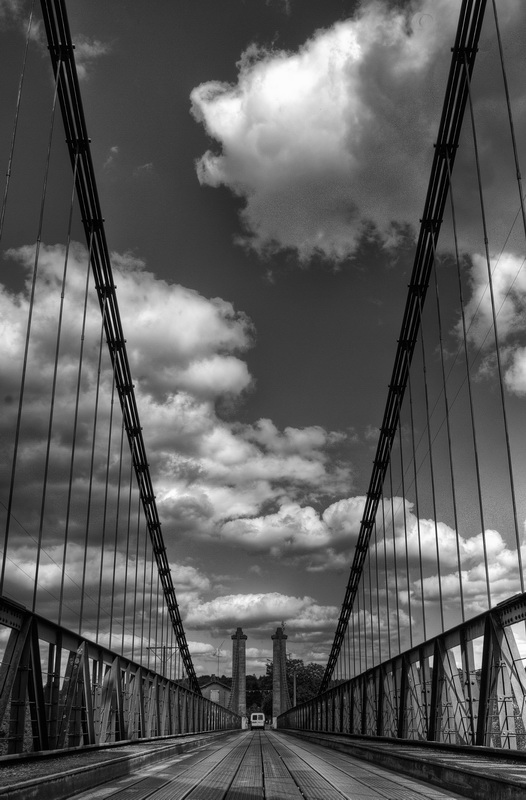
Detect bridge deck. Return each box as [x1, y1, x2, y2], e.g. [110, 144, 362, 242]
[0, 730, 473, 800]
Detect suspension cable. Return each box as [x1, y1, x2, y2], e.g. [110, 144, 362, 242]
[381, 489, 391, 660]
[1, 52, 63, 597]
[463, 49, 524, 593]
[429, 233, 465, 621]
[406, 351, 427, 641]
[397, 404, 413, 648]
[58, 230, 94, 625]
[33, 149, 79, 613]
[388, 461, 402, 654]
[122, 458, 134, 656]
[96, 371, 116, 642]
[445, 149, 491, 607]
[79, 293, 108, 633]
[109, 417, 126, 649]
[492, 0, 526, 243]
[0, 0, 35, 243]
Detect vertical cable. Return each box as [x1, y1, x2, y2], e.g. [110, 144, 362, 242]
[1, 55, 63, 596]
[463, 50, 523, 592]
[492, 0, 526, 242]
[374, 521, 382, 665]
[132, 501, 141, 662]
[141, 515, 148, 667]
[367, 549, 376, 667]
[429, 230, 465, 621]
[388, 462, 402, 653]
[445, 149, 491, 607]
[122, 459, 134, 656]
[58, 234, 94, 625]
[148, 549, 154, 669]
[356, 589, 362, 676]
[154, 569, 161, 669]
[366, 572, 369, 670]
[96, 372, 116, 642]
[0, 1, 35, 243]
[345, 620, 350, 681]
[406, 353, 427, 641]
[397, 409, 413, 648]
[79, 293, 108, 633]
[381, 490, 391, 660]
[109, 418, 126, 649]
[32, 149, 79, 613]
[351, 608, 357, 678]
[417, 293, 445, 630]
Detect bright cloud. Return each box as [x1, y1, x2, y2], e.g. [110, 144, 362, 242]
[3, 244, 253, 403]
[184, 591, 338, 636]
[1, 243, 353, 570]
[191, 0, 461, 262]
[456, 251, 526, 394]
[218, 496, 364, 570]
[191, 0, 526, 266]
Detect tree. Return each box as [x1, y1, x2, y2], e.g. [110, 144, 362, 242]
[261, 659, 325, 709]
[246, 674, 262, 709]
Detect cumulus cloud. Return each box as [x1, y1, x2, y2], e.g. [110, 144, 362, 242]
[191, 0, 526, 266]
[0, 534, 217, 659]
[218, 496, 364, 570]
[1, 243, 353, 605]
[188, 641, 218, 656]
[3, 244, 254, 404]
[361, 496, 526, 635]
[184, 591, 338, 637]
[190, 0, 462, 263]
[455, 251, 526, 394]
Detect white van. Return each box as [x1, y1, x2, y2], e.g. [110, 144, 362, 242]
[250, 712, 265, 730]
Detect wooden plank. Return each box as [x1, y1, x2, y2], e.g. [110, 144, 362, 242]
[260, 731, 303, 799]
[268, 733, 347, 800]
[227, 733, 264, 798]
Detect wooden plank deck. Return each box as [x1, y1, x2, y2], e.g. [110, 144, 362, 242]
[67, 730, 469, 800]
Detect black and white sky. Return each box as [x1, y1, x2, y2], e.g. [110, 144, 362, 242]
[2, 0, 526, 675]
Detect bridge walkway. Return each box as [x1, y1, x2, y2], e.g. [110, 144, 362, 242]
[0, 730, 479, 800]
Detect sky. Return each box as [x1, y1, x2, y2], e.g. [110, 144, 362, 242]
[1, 0, 526, 677]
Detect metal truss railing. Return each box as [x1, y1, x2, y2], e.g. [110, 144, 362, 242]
[280, 593, 526, 750]
[0, 596, 240, 756]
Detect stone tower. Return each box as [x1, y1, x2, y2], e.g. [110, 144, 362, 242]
[228, 627, 247, 723]
[272, 626, 291, 727]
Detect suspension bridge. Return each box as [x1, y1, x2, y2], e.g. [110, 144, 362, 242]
[2, 0, 526, 798]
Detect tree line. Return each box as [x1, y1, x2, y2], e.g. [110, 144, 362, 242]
[198, 659, 325, 716]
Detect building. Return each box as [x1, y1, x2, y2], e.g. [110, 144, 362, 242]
[200, 676, 231, 708]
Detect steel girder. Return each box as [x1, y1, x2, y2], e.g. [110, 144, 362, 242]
[279, 593, 526, 751]
[0, 596, 240, 755]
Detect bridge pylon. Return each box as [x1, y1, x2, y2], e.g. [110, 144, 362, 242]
[271, 626, 291, 727]
[228, 627, 248, 726]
